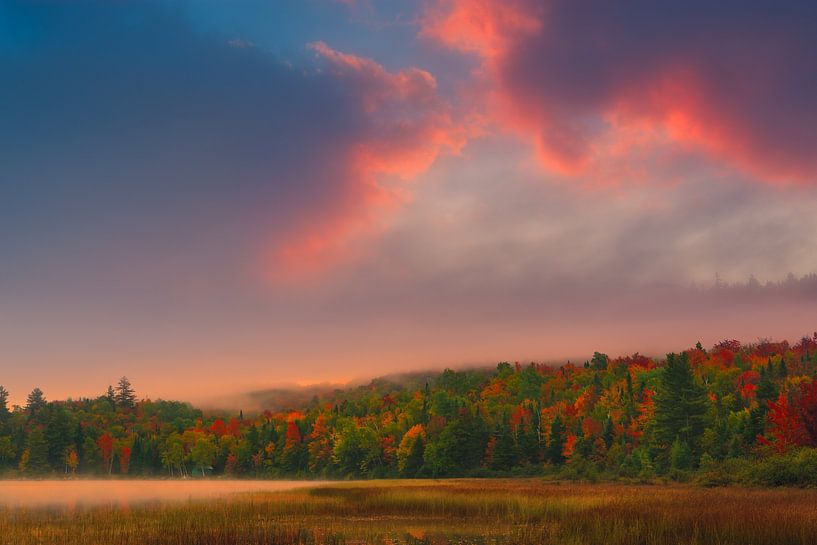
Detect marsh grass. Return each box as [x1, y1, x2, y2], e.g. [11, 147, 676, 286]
[2, 479, 816, 544]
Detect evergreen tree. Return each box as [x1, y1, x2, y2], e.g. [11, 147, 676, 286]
[115, 377, 136, 409]
[106, 385, 116, 408]
[0, 385, 9, 427]
[25, 426, 50, 473]
[25, 388, 46, 416]
[756, 365, 778, 413]
[591, 352, 609, 370]
[45, 405, 72, 470]
[129, 434, 144, 475]
[516, 415, 541, 464]
[602, 415, 615, 448]
[625, 372, 636, 417]
[417, 383, 431, 424]
[546, 415, 566, 465]
[403, 434, 425, 476]
[490, 424, 518, 470]
[653, 353, 709, 463]
[0, 436, 15, 468]
[669, 437, 692, 471]
[82, 436, 101, 473]
[447, 407, 489, 469]
[0, 385, 8, 413]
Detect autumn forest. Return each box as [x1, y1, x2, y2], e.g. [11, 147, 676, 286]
[3, 334, 817, 486]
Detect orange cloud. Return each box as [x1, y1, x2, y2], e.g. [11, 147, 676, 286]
[421, 0, 817, 186]
[265, 43, 468, 282]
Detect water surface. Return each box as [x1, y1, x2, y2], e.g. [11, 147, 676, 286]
[0, 480, 316, 508]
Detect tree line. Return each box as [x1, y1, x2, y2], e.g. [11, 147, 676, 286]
[2, 334, 817, 483]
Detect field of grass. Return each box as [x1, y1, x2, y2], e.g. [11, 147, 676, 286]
[2, 479, 817, 545]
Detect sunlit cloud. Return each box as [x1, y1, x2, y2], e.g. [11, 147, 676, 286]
[422, 0, 817, 185]
[266, 41, 468, 281]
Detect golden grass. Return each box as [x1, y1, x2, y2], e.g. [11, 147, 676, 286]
[2, 479, 816, 544]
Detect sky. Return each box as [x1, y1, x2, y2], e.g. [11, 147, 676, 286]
[1, 0, 816, 406]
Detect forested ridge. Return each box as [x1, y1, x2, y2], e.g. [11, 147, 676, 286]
[3, 334, 817, 484]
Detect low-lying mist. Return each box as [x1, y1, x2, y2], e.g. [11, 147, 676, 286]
[0, 480, 315, 508]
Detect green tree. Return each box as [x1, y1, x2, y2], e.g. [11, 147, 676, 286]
[25, 426, 50, 473]
[115, 377, 137, 409]
[445, 408, 489, 470]
[45, 405, 73, 470]
[397, 425, 425, 476]
[0, 436, 15, 468]
[105, 385, 116, 408]
[591, 352, 609, 370]
[546, 415, 566, 465]
[0, 385, 10, 424]
[331, 419, 380, 476]
[25, 388, 46, 416]
[423, 430, 457, 476]
[756, 365, 778, 414]
[653, 352, 709, 466]
[82, 435, 101, 473]
[670, 437, 692, 471]
[190, 435, 217, 476]
[161, 432, 188, 477]
[602, 415, 615, 448]
[490, 424, 518, 471]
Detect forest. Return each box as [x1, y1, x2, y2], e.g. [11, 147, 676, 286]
[2, 333, 817, 485]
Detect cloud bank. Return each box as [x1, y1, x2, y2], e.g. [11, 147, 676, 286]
[423, 0, 817, 185]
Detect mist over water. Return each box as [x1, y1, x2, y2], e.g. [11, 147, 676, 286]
[0, 480, 316, 508]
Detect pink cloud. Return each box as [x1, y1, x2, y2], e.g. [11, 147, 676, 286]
[422, 0, 817, 186]
[265, 43, 468, 282]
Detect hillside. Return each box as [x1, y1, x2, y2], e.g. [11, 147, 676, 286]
[2, 333, 817, 484]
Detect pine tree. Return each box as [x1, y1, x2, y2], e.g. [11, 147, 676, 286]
[129, 434, 144, 475]
[756, 365, 778, 413]
[547, 415, 566, 465]
[653, 352, 709, 462]
[25, 426, 50, 473]
[45, 405, 72, 470]
[669, 437, 692, 471]
[490, 423, 518, 470]
[591, 352, 609, 370]
[403, 433, 425, 476]
[25, 387, 46, 415]
[625, 372, 636, 417]
[0, 386, 9, 425]
[449, 407, 489, 469]
[115, 377, 136, 409]
[602, 415, 615, 448]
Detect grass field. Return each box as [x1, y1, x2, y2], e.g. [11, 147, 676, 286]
[2, 479, 817, 545]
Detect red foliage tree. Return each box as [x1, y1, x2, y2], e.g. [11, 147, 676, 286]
[97, 433, 114, 474]
[227, 417, 242, 437]
[225, 453, 238, 474]
[795, 379, 817, 446]
[209, 418, 227, 437]
[764, 393, 808, 452]
[285, 420, 301, 450]
[119, 445, 132, 474]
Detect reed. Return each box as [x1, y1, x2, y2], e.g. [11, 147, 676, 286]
[2, 479, 816, 545]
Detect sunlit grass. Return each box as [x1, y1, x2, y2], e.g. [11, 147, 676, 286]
[2, 479, 816, 544]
